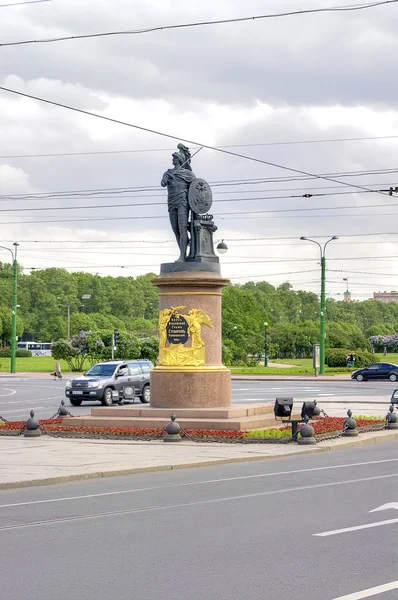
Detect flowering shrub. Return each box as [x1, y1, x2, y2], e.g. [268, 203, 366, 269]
[370, 333, 398, 352]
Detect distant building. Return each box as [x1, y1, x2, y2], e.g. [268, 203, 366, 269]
[373, 291, 398, 303]
[344, 290, 352, 303]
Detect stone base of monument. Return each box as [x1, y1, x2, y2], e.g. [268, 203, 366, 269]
[151, 269, 233, 411]
[62, 403, 276, 432]
[150, 365, 231, 408]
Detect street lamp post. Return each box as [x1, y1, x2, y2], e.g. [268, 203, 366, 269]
[0, 243, 19, 374]
[264, 321, 268, 367]
[300, 236, 338, 375]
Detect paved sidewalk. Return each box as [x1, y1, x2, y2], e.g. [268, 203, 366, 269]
[0, 430, 397, 490]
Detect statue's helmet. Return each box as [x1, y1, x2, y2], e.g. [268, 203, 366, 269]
[172, 143, 191, 168]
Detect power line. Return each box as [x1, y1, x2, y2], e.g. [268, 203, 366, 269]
[9, 238, 398, 253]
[1, 1, 395, 47]
[0, 190, 396, 214]
[0, 85, 391, 200]
[1, 185, 396, 206]
[0, 0, 50, 6]
[4, 135, 398, 160]
[2, 208, 398, 225]
[0, 232, 397, 245]
[15, 255, 398, 268]
[3, 168, 398, 199]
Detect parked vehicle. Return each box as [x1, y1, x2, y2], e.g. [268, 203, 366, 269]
[65, 360, 153, 406]
[351, 362, 398, 382]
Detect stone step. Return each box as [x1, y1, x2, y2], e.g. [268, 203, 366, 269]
[90, 403, 274, 420]
[63, 413, 283, 432]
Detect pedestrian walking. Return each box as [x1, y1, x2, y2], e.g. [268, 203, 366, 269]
[383, 346, 387, 356]
[50, 360, 62, 380]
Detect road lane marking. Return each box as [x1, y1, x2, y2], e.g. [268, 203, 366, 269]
[314, 518, 398, 537]
[0, 407, 45, 414]
[0, 397, 62, 405]
[1, 459, 397, 509]
[369, 502, 398, 513]
[0, 388, 16, 397]
[1, 473, 398, 531]
[330, 580, 398, 599]
[318, 393, 334, 396]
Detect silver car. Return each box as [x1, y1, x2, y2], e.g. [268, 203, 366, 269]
[65, 360, 152, 406]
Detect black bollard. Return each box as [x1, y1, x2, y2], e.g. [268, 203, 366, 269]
[343, 409, 358, 437]
[312, 400, 321, 417]
[59, 400, 69, 417]
[163, 413, 182, 443]
[297, 415, 317, 445]
[386, 405, 398, 430]
[24, 409, 41, 438]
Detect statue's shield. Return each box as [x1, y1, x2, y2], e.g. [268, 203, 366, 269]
[188, 178, 213, 214]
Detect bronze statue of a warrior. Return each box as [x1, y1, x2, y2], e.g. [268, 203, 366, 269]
[161, 143, 196, 261]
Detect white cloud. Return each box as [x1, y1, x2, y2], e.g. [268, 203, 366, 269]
[0, 0, 398, 298]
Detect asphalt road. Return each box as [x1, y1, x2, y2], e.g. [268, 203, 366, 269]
[0, 378, 395, 420]
[0, 443, 397, 600]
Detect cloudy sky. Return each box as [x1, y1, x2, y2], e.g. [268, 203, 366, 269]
[2, 0, 398, 300]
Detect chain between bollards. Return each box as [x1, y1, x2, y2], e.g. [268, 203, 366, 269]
[49, 399, 74, 420]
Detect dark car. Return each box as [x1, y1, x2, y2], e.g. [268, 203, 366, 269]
[65, 360, 153, 406]
[351, 362, 398, 382]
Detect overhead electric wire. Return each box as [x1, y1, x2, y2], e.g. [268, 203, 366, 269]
[11, 238, 398, 253]
[16, 255, 398, 268]
[0, 0, 50, 6]
[0, 189, 397, 214]
[4, 168, 398, 199]
[1, 1, 396, 47]
[3, 208, 398, 225]
[4, 134, 398, 160]
[0, 86, 392, 201]
[1, 185, 396, 207]
[1, 232, 398, 243]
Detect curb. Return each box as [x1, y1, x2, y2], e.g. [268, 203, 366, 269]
[1, 431, 397, 491]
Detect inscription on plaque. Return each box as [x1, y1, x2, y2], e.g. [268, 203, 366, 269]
[166, 313, 189, 345]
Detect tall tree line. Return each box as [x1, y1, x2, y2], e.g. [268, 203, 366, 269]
[0, 264, 396, 357]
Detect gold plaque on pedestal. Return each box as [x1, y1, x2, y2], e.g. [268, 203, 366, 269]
[159, 306, 212, 367]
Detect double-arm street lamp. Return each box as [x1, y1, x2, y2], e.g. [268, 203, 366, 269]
[0, 243, 19, 374]
[300, 236, 338, 375]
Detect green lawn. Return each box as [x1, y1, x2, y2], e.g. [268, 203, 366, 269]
[1, 351, 389, 376]
[271, 358, 313, 367]
[0, 356, 89, 374]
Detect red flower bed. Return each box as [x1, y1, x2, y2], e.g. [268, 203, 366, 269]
[0, 418, 62, 431]
[0, 416, 384, 438]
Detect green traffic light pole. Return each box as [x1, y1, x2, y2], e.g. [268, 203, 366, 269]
[300, 236, 338, 375]
[264, 321, 268, 367]
[0, 243, 19, 374]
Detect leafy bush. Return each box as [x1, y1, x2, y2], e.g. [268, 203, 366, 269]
[0, 350, 32, 357]
[139, 337, 159, 363]
[17, 350, 32, 357]
[325, 348, 378, 368]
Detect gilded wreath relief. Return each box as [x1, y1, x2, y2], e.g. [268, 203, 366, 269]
[158, 306, 212, 367]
